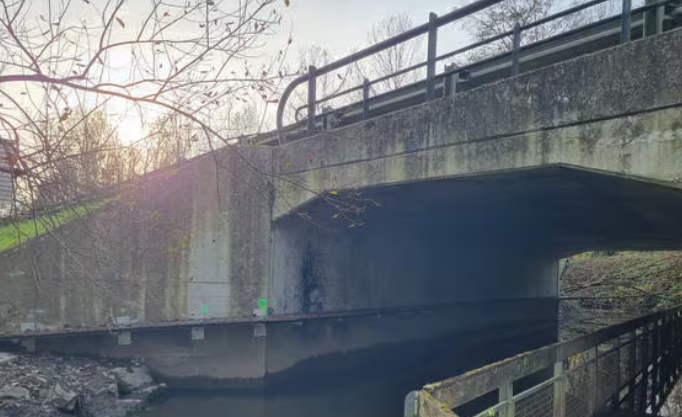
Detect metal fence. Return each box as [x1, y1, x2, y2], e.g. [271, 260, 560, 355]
[273, 0, 682, 144]
[404, 306, 682, 417]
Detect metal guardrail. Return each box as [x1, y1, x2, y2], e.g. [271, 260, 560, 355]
[404, 305, 682, 417]
[274, 0, 682, 145]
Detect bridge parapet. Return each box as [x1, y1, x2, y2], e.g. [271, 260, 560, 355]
[405, 306, 682, 417]
[273, 26, 682, 219]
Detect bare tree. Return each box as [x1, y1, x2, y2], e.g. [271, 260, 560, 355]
[458, 0, 619, 61]
[286, 14, 422, 123]
[286, 44, 359, 124]
[0, 0, 293, 211]
[362, 13, 423, 93]
[35, 108, 125, 205]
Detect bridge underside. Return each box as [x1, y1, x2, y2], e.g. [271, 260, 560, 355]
[354, 165, 682, 257]
[281, 165, 682, 265]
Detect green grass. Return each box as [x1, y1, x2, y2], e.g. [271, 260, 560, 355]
[0, 200, 106, 252]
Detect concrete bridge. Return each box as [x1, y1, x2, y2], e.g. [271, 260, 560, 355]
[1, 0, 682, 407]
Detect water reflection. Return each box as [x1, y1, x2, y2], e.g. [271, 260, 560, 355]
[141, 374, 416, 417]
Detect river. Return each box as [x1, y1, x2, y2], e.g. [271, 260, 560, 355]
[139, 373, 418, 417]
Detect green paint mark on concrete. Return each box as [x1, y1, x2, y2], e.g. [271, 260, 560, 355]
[257, 298, 268, 313]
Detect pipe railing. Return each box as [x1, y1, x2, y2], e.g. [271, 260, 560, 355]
[276, 0, 678, 144]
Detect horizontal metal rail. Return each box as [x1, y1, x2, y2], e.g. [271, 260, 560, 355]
[276, 0, 680, 145]
[404, 305, 682, 417]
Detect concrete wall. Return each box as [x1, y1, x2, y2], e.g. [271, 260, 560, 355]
[0, 146, 273, 332]
[273, 28, 682, 218]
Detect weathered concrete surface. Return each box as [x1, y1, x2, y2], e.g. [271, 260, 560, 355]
[273, 28, 682, 218]
[0, 146, 273, 332]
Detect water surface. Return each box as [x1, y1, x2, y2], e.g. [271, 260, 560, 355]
[141, 373, 418, 417]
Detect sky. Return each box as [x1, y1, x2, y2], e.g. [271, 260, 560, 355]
[282, 0, 462, 57]
[114, 0, 474, 144]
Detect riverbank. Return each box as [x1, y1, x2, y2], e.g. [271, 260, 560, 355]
[0, 352, 165, 417]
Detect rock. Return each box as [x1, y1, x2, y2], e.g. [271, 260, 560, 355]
[56, 394, 84, 415]
[52, 382, 76, 402]
[0, 353, 17, 365]
[111, 366, 152, 396]
[0, 385, 30, 400]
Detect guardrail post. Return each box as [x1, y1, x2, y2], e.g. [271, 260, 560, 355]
[512, 22, 521, 76]
[362, 79, 370, 120]
[443, 63, 458, 98]
[307, 65, 317, 131]
[655, 4, 664, 35]
[621, 0, 632, 43]
[499, 380, 514, 417]
[643, 0, 664, 37]
[426, 12, 438, 102]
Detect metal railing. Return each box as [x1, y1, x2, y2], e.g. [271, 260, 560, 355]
[275, 0, 682, 144]
[404, 305, 682, 417]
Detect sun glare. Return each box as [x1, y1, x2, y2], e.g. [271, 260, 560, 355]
[117, 116, 143, 146]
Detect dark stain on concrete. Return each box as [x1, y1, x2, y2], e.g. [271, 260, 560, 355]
[300, 245, 323, 313]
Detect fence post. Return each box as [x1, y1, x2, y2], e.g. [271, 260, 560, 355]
[613, 335, 622, 411]
[404, 391, 419, 417]
[307, 65, 317, 131]
[626, 330, 637, 410]
[512, 22, 521, 76]
[499, 380, 514, 417]
[621, 0, 632, 43]
[362, 79, 370, 120]
[651, 319, 660, 410]
[553, 360, 565, 417]
[426, 12, 438, 102]
[591, 346, 599, 413]
[637, 325, 650, 412]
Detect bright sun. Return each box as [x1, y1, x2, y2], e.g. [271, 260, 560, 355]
[117, 116, 143, 146]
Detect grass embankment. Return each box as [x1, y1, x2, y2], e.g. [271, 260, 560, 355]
[0, 200, 106, 252]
